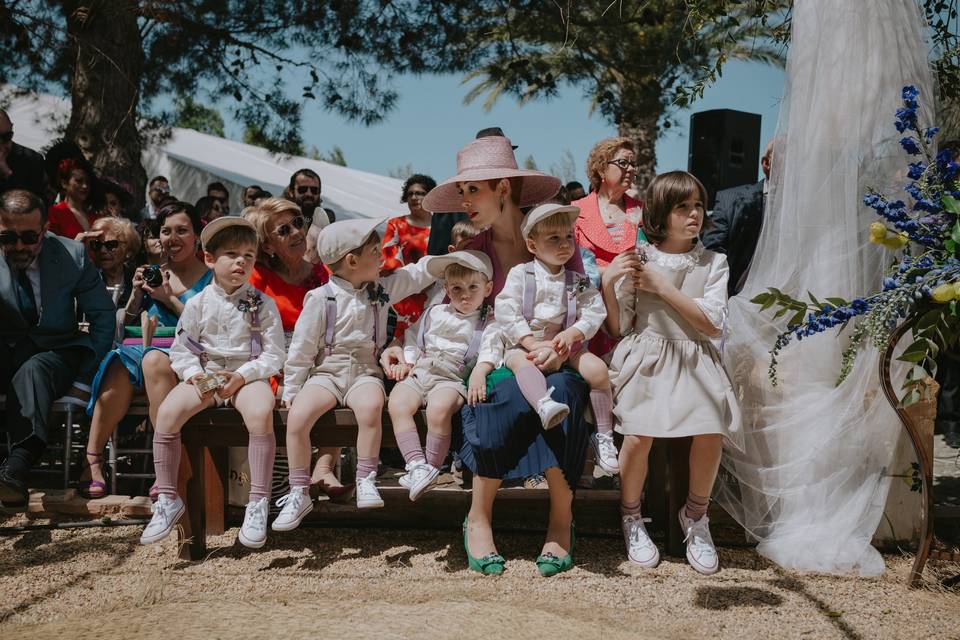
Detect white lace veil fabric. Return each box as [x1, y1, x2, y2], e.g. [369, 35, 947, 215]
[714, 0, 934, 576]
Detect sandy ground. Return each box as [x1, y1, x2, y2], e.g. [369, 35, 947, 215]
[0, 520, 958, 640]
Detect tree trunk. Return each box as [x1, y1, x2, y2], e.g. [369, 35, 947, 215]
[618, 105, 661, 193]
[63, 1, 145, 210]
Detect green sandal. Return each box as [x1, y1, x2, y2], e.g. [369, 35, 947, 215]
[463, 516, 505, 575]
[536, 522, 576, 577]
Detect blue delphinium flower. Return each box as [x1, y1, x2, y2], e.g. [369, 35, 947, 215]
[924, 127, 940, 142]
[851, 298, 869, 313]
[907, 162, 926, 180]
[900, 136, 921, 155]
[902, 85, 919, 103]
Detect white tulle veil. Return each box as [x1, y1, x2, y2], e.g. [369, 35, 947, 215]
[714, 0, 934, 575]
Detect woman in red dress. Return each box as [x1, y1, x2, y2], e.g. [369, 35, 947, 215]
[380, 174, 437, 338]
[48, 158, 103, 241]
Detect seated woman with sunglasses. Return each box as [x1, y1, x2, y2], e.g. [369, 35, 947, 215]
[245, 198, 353, 500]
[87, 217, 140, 307]
[79, 202, 212, 499]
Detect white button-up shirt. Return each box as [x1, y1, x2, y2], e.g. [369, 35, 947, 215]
[404, 302, 504, 368]
[170, 281, 285, 383]
[284, 259, 434, 402]
[495, 258, 606, 346]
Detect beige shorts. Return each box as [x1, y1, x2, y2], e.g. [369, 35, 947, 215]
[303, 352, 384, 405]
[397, 356, 467, 404]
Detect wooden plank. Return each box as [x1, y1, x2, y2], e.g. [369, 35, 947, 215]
[204, 447, 228, 535]
[178, 441, 207, 561]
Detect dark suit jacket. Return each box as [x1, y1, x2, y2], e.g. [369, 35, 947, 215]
[0, 235, 116, 380]
[701, 180, 765, 296]
[0, 142, 48, 203]
[426, 211, 469, 256]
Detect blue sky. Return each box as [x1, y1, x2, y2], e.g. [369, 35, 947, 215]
[217, 59, 785, 186]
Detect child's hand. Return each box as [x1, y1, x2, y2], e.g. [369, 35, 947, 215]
[552, 329, 581, 356]
[633, 266, 667, 296]
[217, 371, 246, 399]
[603, 250, 644, 289]
[390, 362, 413, 381]
[467, 371, 487, 406]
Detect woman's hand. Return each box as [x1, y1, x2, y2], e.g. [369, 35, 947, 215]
[379, 345, 406, 379]
[77, 229, 103, 244]
[142, 268, 176, 304]
[602, 250, 643, 290]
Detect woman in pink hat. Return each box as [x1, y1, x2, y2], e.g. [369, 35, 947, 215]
[415, 135, 591, 575]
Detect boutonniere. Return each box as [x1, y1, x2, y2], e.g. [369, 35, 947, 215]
[366, 283, 389, 307]
[479, 303, 491, 323]
[237, 292, 262, 314]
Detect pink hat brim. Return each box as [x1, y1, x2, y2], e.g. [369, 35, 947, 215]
[422, 168, 561, 213]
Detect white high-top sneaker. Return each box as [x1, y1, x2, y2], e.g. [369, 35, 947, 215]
[679, 509, 719, 575]
[238, 497, 269, 548]
[356, 471, 385, 509]
[622, 513, 660, 568]
[140, 493, 185, 545]
[401, 460, 440, 501]
[271, 488, 313, 532]
[591, 431, 620, 474]
[536, 387, 570, 430]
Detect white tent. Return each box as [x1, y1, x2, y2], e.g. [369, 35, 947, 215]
[4, 88, 403, 220]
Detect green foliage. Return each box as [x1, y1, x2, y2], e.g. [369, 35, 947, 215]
[173, 97, 225, 137]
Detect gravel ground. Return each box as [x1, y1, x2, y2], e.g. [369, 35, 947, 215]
[0, 519, 958, 640]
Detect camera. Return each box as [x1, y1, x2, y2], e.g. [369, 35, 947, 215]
[143, 264, 164, 288]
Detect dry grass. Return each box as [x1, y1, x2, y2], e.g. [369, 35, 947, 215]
[0, 520, 958, 640]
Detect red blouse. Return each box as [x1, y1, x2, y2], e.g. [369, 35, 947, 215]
[47, 200, 102, 241]
[380, 215, 431, 338]
[249, 262, 329, 331]
[572, 191, 644, 268]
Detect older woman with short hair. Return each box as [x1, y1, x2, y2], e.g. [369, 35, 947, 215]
[246, 198, 351, 500]
[87, 216, 140, 306]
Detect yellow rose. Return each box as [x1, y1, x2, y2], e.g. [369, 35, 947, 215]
[933, 284, 955, 303]
[869, 222, 888, 244]
[882, 232, 909, 250]
[953, 282, 960, 299]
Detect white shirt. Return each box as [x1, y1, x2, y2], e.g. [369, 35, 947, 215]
[284, 259, 434, 402]
[404, 302, 504, 368]
[495, 258, 607, 346]
[170, 281, 285, 383]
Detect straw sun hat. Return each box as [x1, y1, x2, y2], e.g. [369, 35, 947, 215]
[421, 136, 561, 213]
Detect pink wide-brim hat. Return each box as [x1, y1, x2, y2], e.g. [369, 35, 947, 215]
[422, 136, 561, 213]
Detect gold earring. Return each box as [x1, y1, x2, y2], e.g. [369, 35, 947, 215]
[499, 193, 505, 212]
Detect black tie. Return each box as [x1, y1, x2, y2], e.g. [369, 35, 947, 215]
[14, 268, 38, 325]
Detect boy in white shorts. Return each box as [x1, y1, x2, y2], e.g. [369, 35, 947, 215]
[387, 250, 503, 500]
[272, 218, 435, 531]
[140, 217, 285, 549]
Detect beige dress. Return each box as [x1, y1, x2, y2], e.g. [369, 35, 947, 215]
[609, 242, 741, 443]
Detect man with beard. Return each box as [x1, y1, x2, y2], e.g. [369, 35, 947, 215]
[0, 189, 115, 506]
[286, 168, 329, 264]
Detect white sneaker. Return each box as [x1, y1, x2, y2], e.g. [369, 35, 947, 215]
[591, 432, 620, 475]
[622, 513, 660, 568]
[140, 493, 185, 545]
[536, 387, 570, 430]
[238, 497, 269, 548]
[271, 488, 313, 532]
[356, 471, 384, 509]
[401, 460, 440, 501]
[679, 509, 719, 575]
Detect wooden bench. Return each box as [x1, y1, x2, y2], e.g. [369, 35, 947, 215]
[175, 406, 693, 561]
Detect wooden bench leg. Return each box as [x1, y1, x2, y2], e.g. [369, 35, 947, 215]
[177, 441, 207, 561]
[666, 437, 691, 558]
[647, 441, 667, 540]
[204, 447, 228, 535]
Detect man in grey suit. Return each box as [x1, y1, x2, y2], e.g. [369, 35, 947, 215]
[0, 189, 115, 506]
[702, 140, 774, 296]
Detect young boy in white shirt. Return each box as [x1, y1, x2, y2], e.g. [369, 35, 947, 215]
[140, 217, 286, 549]
[387, 250, 503, 500]
[272, 218, 435, 531]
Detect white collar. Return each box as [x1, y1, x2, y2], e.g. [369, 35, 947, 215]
[533, 257, 565, 278]
[639, 241, 704, 272]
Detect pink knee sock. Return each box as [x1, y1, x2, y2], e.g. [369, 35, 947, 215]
[516, 366, 549, 409]
[288, 467, 311, 492]
[425, 432, 451, 468]
[357, 457, 379, 479]
[621, 498, 641, 517]
[684, 492, 710, 521]
[152, 431, 181, 499]
[396, 430, 426, 465]
[247, 433, 276, 503]
[590, 388, 614, 434]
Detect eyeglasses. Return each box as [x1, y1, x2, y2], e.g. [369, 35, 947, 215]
[0, 229, 42, 246]
[150, 186, 170, 195]
[273, 216, 306, 237]
[0, 131, 12, 143]
[296, 185, 320, 195]
[406, 190, 429, 198]
[90, 239, 122, 252]
[608, 159, 638, 171]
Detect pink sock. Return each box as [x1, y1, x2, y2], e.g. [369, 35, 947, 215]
[425, 432, 451, 468]
[621, 499, 642, 517]
[396, 430, 426, 465]
[247, 433, 276, 502]
[288, 467, 311, 491]
[357, 457, 379, 479]
[152, 431, 181, 499]
[516, 366, 549, 409]
[590, 388, 614, 434]
[684, 492, 710, 521]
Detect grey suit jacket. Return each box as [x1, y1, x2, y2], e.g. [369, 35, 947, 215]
[0, 235, 116, 380]
[701, 180, 765, 296]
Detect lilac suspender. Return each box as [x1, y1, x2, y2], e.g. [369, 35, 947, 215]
[521, 264, 579, 331]
[416, 304, 490, 371]
[318, 283, 383, 358]
[177, 292, 264, 368]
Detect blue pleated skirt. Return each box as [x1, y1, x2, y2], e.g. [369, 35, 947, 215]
[85, 345, 169, 415]
[459, 367, 590, 491]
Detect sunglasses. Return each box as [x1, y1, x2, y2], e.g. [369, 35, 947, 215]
[608, 159, 638, 171]
[90, 239, 122, 252]
[296, 185, 320, 195]
[273, 216, 306, 237]
[0, 229, 42, 246]
[0, 131, 12, 143]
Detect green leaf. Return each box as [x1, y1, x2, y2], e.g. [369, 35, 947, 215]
[773, 307, 789, 319]
[825, 297, 849, 307]
[751, 293, 771, 305]
[807, 291, 823, 308]
[917, 309, 943, 331]
[951, 219, 960, 244]
[789, 309, 806, 327]
[945, 239, 956, 254]
[944, 194, 959, 215]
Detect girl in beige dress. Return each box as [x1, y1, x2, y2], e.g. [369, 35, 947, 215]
[601, 171, 741, 576]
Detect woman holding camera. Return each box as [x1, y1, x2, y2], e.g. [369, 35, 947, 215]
[79, 202, 212, 498]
